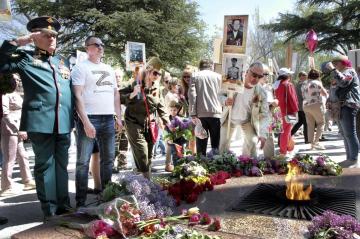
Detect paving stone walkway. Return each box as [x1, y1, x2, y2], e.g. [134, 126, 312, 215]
[0, 125, 352, 239]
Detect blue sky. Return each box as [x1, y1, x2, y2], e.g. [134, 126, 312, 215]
[196, 0, 297, 35]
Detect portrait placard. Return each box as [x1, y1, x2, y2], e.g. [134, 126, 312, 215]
[223, 15, 248, 54]
[221, 53, 247, 93]
[126, 41, 146, 71]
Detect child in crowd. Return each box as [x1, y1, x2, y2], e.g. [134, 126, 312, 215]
[167, 101, 187, 167]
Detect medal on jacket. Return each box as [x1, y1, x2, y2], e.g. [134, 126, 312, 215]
[58, 59, 70, 80]
[32, 58, 49, 69]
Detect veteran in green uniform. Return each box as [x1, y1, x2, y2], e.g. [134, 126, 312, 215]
[119, 57, 169, 178]
[0, 16, 73, 218]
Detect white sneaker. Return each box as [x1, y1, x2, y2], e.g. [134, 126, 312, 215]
[311, 143, 325, 150]
[23, 180, 36, 191]
[0, 188, 20, 197]
[349, 161, 360, 169]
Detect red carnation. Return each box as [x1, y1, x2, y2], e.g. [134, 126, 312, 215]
[168, 184, 182, 197]
[193, 185, 205, 194]
[175, 196, 181, 206]
[186, 192, 198, 203]
[210, 174, 218, 185]
[200, 213, 212, 225]
[205, 181, 214, 191]
[208, 218, 221, 231]
[232, 169, 242, 177]
[182, 179, 196, 192]
[188, 213, 201, 226]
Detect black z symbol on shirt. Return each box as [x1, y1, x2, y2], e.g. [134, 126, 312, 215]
[92, 71, 113, 86]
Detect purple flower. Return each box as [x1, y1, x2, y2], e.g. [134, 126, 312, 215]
[250, 166, 262, 176]
[316, 157, 325, 167]
[308, 210, 360, 238]
[174, 116, 181, 127]
[238, 155, 251, 163]
[182, 119, 193, 129]
[120, 174, 175, 220]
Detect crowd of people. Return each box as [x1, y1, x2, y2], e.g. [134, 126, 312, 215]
[0, 16, 360, 223]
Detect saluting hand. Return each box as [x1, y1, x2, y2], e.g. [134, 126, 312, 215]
[15, 32, 41, 46]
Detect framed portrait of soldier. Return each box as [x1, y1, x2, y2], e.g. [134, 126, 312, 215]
[221, 54, 247, 92]
[126, 41, 146, 71]
[223, 15, 248, 54]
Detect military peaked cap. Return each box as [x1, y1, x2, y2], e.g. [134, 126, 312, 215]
[27, 16, 61, 35]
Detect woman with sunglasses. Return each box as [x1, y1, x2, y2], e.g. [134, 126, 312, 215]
[180, 69, 196, 154]
[120, 57, 169, 178]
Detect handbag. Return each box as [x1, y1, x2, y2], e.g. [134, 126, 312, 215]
[284, 83, 298, 125]
[142, 89, 159, 144]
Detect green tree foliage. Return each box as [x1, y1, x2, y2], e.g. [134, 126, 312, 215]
[262, 0, 359, 55]
[13, 0, 208, 69]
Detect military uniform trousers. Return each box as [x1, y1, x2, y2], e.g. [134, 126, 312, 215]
[114, 120, 128, 170]
[27, 132, 71, 216]
[125, 121, 154, 173]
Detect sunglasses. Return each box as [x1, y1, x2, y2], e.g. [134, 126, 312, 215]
[249, 69, 264, 79]
[87, 43, 105, 48]
[183, 75, 190, 79]
[152, 71, 161, 77]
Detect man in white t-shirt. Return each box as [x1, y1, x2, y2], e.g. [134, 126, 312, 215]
[71, 36, 122, 208]
[219, 62, 270, 157]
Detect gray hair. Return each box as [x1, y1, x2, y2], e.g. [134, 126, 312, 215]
[249, 61, 264, 71]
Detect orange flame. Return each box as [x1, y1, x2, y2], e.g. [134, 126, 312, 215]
[285, 162, 312, 200]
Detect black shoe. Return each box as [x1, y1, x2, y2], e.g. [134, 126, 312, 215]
[87, 187, 102, 195]
[86, 187, 94, 194]
[76, 202, 86, 208]
[319, 137, 328, 142]
[0, 216, 8, 225]
[43, 212, 56, 222]
[339, 160, 356, 168]
[112, 167, 120, 173]
[56, 206, 73, 216]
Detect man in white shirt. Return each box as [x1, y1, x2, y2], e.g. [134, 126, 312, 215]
[71, 36, 122, 207]
[219, 62, 270, 157]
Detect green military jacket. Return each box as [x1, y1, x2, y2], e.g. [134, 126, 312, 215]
[120, 81, 169, 129]
[0, 40, 73, 134]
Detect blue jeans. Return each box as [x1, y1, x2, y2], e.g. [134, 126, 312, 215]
[339, 106, 359, 161]
[154, 131, 166, 156]
[75, 115, 115, 206]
